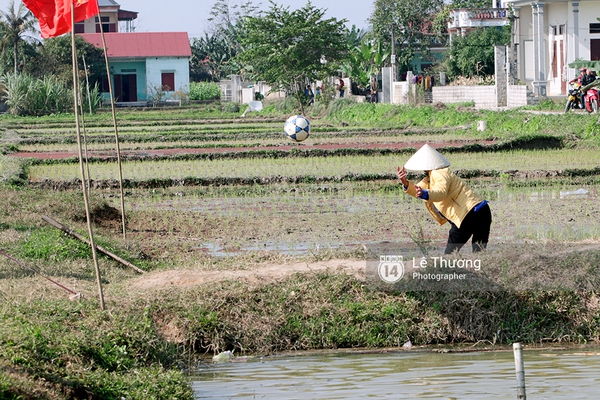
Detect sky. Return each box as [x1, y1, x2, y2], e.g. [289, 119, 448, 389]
[1, 0, 372, 39]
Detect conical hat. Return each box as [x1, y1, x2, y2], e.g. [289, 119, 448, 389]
[404, 144, 451, 171]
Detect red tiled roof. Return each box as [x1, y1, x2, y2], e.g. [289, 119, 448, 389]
[79, 32, 191, 58]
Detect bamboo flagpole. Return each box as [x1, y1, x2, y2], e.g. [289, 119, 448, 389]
[75, 59, 92, 194]
[82, 54, 93, 115]
[71, 2, 105, 310]
[97, 7, 127, 239]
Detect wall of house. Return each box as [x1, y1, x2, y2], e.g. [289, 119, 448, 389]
[569, 2, 600, 69]
[108, 60, 146, 101]
[146, 57, 190, 100]
[515, 5, 533, 83]
[79, 18, 97, 33]
[514, 1, 600, 97]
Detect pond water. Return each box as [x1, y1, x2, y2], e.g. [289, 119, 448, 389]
[192, 347, 600, 399]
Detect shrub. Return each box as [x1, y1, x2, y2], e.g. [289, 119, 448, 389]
[0, 73, 72, 116]
[222, 102, 240, 113]
[583, 120, 600, 143]
[189, 82, 221, 101]
[80, 82, 102, 113]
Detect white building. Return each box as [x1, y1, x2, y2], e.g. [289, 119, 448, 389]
[506, 0, 600, 96]
[80, 32, 191, 103]
[75, 0, 138, 34]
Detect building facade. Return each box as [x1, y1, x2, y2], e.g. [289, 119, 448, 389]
[75, 0, 138, 34]
[507, 0, 600, 96]
[77, 1, 191, 103]
[80, 32, 191, 103]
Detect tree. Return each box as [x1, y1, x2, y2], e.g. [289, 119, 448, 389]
[190, 0, 259, 81]
[432, 0, 497, 45]
[190, 33, 239, 82]
[0, 0, 38, 74]
[236, 1, 348, 113]
[443, 26, 511, 79]
[369, 0, 444, 72]
[450, 0, 491, 8]
[344, 24, 368, 49]
[40, 35, 105, 86]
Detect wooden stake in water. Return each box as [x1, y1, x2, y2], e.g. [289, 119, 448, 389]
[513, 342, 526, 400]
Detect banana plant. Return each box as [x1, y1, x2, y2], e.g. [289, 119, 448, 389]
[373, 41, 391, 75]
[341, 39, 390, 91]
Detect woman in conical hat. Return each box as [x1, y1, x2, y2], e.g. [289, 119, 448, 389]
[396, 144, 492, 254]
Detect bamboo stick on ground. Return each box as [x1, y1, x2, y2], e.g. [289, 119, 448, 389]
[0, 248, 81, 299]
[42, 215, 144, 274]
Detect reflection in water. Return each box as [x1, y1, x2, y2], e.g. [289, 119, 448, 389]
[192, 349, 600, 399]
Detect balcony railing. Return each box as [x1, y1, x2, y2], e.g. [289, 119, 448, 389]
[449, 8, 510, 29]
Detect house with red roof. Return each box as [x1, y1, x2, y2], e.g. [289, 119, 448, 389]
[80, 32, 192, 104]
[77, 1, 191, 104]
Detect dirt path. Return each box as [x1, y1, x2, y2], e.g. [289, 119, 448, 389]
[129, 259, 365, 291]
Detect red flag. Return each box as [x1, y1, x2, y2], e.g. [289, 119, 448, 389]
[23, 0, 100, 39]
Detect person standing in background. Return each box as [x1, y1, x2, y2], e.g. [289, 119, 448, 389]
[370, 77, 379, 103]
[337, 76, 345, 98]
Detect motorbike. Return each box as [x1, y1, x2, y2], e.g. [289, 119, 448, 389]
[583, 85, 600, 113]
[564, 82, 583, 112]
[565, 82, 599, 113]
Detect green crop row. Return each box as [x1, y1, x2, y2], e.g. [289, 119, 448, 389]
[26, 149, 600, 183]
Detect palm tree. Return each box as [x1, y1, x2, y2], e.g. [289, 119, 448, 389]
[0, 0, 38, 74]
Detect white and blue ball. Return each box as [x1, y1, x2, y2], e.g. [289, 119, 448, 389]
[284, 115, 310, 142]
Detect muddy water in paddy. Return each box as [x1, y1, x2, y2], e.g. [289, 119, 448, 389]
[125, 184, 600, 257]
[192, 347, 600, 399]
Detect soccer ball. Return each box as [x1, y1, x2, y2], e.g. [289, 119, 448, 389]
[284, 115, 310, 142]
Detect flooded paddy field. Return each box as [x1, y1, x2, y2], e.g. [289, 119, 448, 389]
[99, 182, 600, 259]
[7, 107, 600, 283]
[5, 104, 600, 279]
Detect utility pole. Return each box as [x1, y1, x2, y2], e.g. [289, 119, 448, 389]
[391, 25, 397, 82]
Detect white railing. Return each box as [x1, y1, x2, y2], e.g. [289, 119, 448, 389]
[449, 8, 510, 29]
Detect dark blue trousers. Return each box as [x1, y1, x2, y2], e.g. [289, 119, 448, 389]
[444, 204, 492, 254]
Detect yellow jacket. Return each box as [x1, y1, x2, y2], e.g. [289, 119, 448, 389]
[404, 168, 484, 228]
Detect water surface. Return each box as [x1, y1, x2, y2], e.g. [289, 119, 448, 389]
[192, 348, 600, 399]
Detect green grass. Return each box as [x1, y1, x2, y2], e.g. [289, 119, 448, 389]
[0, 300, 194, 399]
[20, 228, 91, 261]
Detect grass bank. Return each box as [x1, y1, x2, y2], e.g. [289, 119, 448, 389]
[2, 254, 600, 398]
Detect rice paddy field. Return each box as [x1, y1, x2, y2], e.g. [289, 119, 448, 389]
[2, 100, 600, 398]
[3, 101, 600, 270]
[2, 98, 600, 282]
